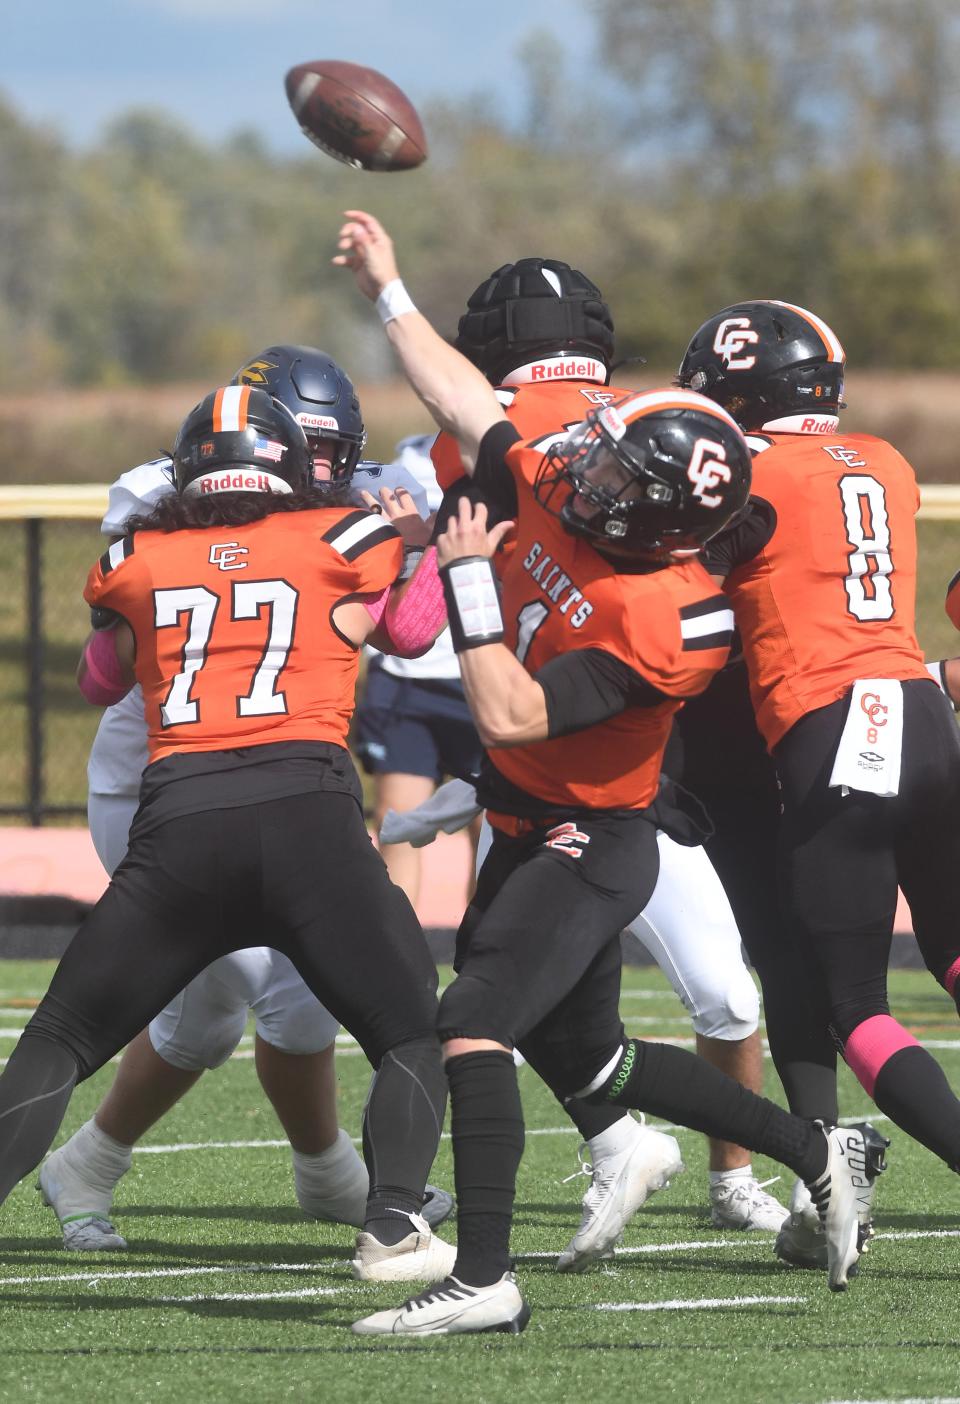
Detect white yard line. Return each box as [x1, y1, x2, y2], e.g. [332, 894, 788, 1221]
[0, 1262, 323, 1287]
[593, 1294, 806, 1312]
[130, 1111, 897, 1156]
[155, 1286, 340, 1303]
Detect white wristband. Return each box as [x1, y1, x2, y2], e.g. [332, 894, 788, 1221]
[376, 278, 417, 325]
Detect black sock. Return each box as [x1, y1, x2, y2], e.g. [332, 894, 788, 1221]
[447, 1050, 524, 1286]
[873, 1045, 960, 1169]
[563, 1095, 627, 1142]
[585, 1038, 827, 1183]
[362, 1036, 447, 1245]
[0, 1034, 78, 1204]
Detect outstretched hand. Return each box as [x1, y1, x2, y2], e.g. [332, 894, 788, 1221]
[435, 498, 514, 568]
[332, 210, 400, 301]
[359, 485, 435, 548]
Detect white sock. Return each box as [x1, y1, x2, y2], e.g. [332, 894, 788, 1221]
[587, 1115, 643, 1163]
[709, 1165, 754, 1187]
[292, 1129, 353, 1176]
[45, 1119, 131, 1218]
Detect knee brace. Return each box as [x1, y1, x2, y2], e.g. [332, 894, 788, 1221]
[149, 992, 248, 1071]
[690, 967, 760, 1042]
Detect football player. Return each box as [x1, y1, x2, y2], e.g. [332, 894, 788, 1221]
[39, 346, 450, 1252]
[0, 384, 456, 1285]
[335, 210, 870, 1334]
[431, 257, 788, 1253]
[679, 299, 960, 1227]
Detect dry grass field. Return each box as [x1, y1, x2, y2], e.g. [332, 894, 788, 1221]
[2, 373, 960, 487]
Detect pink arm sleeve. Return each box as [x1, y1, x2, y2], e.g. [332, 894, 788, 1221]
[78, 629, 133, 706]
[363, 547, 447, 657]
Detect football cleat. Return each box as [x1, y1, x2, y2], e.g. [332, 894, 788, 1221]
[774, 1177, 826, 1269]
[351, 1211, 458, 1283]
[709, 1174, 789, 1232]
[421, 1185, 456, 1229]
[803, 1123, 870, 1291]
[38, 1152, 127, 1252]
[776, 1121, 890, 1269]
[352, 1272, 530, 1337]
[557, 1123, 684, 1272]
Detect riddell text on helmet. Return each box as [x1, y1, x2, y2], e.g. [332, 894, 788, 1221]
[200, 472, 279, 494]
[529, 359, 604, 381]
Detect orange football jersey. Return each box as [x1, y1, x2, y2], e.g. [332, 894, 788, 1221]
[945, 569, 960, 632]
[723, 432, 928, 750]
[485, 436, 735, 816]
[431, 380, 633, 491]
[85, 507, 402, 763]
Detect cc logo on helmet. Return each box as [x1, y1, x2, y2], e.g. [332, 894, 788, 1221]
[687, 439, 732, 508]
[712, 317, 759, 370]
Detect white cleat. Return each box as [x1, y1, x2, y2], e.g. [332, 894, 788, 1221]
[804, 1123, 870, 1291]
[774, 1177, 827, 1269]
[710, 1175, 789, 1232]
[557, 1124, 684, 1272]
[352, 1272, 530, 1336]
[777, 1121, 889, 1271]
[38, 1151, 127, 1252]
[351, 1211, 458, 1283]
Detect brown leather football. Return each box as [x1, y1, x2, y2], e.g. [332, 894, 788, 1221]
[284, 60, 428, 172]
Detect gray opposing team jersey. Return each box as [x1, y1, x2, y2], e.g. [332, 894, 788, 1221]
[86, 455, 427, 797]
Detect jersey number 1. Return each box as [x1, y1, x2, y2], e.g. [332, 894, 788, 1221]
[838, 474, 894, 622]
[154, 580, 297, 727]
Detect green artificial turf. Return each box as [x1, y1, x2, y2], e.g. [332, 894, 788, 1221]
[1, 964, 958, 1404]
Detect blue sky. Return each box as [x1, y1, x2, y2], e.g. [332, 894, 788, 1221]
[2, 0, 598, 151]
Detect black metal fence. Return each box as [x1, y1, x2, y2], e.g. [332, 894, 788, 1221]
[1, 509, 106, 825]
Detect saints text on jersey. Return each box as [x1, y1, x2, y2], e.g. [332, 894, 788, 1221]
[520, 542, 593, 627]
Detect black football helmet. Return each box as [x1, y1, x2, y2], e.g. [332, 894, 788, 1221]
[172, 386, 312, 497]
[232, 345, 366, 481]
[533, 388, 752, 563]
[454, 258, 615, 386]
[677, 300, 845, 433]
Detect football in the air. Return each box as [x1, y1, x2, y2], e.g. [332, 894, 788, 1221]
[284, 60, 428, 172]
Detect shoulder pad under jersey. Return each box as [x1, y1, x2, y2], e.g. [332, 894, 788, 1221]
[101, 457, 175, 536]
[352, 460, 430, 519]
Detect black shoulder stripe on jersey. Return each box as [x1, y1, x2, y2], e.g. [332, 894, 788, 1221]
[947, 567, 960, 596]
[679, 594, 729, 621]
[338, 523, 400, 562]
[322, 509, 400, 562]
[99, 534, 136, 574]
[321, 508, 368, 545]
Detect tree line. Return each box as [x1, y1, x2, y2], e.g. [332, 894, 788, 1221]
[1, 0, 959, 394]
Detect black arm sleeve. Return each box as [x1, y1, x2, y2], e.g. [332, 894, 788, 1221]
[536, 648, 669, 739]
[432, 421, 521, 537]
[702, 495, 777, 578]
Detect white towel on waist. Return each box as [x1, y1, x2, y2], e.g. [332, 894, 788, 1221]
[828, 679, 904, 797]
[380, 777, 482, 847]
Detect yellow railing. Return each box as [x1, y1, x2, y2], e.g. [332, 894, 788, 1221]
[2, 482, 960, 521]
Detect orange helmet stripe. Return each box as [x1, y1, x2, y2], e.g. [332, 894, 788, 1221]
[767, 300, 845, 363]
[212, 385, 251, 433]
[611, 386, 743, 433]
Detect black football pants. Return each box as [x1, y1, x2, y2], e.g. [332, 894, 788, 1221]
[0, 791, 444, 1209]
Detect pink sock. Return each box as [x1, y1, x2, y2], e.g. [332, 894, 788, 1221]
[844, 1015, 921, 1097]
